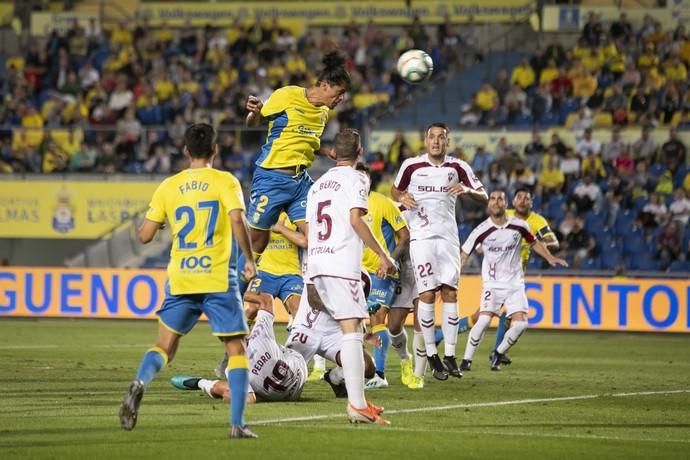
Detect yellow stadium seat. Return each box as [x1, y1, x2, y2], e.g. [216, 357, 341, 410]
[593, 112, 613, 127]
[564, 113, 579, 129]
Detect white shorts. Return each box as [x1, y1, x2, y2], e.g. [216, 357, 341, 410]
[287, 290, 342, 363]
[409, 238, 460, 294]
[312, 275, 368, 320]
[479, 287, 529, 317]
[390, 257, 417, 309]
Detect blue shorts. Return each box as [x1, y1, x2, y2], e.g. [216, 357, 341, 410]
[248, 271, 303, 304]
[157, 278, 248, 337]
[247, 167, 313, 230]
[367, 273, 398, 314]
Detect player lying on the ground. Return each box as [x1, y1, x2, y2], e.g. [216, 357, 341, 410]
[173, 275, 379, 402]
[459, 190, 567, 371]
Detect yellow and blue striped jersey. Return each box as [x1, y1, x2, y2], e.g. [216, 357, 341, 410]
[258, 86, 329, 170]
[506, 209, 556, 270]
[362, 192, 407, 278]
[257, 212, 302, 277]
[146, 167, 245, 295]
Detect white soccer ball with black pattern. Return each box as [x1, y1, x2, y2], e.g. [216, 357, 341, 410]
[397, 49, 434, 84]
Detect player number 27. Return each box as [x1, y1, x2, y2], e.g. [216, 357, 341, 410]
[317, 200, 332, 241]
[175, 200, 219, 249]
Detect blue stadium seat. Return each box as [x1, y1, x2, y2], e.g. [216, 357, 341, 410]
[582, 257, 601, 270]
[622, 227, 644, 255]
[514, 113, 533, 127]
[600, 243, 624, 269]
[674, 164, 688, 188]
[649, 163, 667, 180]
[458, 223, 472, 242]
[527, 256, 543, 270]
[668, 260, 690, 273]
[628, 254, 660, 271]
[585, 209, 607, 229]
[539, 111, 559, 127]
[558, 98, 580, 123]
[683, 228, 690, 252]
[614, 210, 635, 236]
[632, 196, 647, 214]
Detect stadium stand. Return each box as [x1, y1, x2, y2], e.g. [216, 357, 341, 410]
[1, 3, 688, 274]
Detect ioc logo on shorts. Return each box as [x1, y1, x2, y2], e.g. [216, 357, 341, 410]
[180, 255, 212, 269]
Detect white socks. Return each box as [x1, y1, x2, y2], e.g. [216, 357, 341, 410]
[441, 302, 459, 357]
[198, 378, 218, 399]
[340, 332, 366, 409]
[463, 314, 491, 361]
[417, 301, 437, 356]
[329, 366, 345, 385]
[312, 353, 326, 371]
[497, 321, 528, 354]
[390, 329, 410, 360]
[413, 330, 427, 377]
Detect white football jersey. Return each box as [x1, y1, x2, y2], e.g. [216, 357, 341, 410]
[394, 154, 483, 243]
[306, 165, 370, 281]
[247, 311, 308, 402]
[461, 217, 536, 289]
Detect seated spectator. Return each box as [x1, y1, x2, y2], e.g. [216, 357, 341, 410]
[669, 188, 690, 227]
[510, 58, 535, 90]
[523, 130, 546, 172]
[549, 132, 568, 157]
[483, 161, 508, 192]
[69, 143, 97, 172]
[108, 77, 133, 113]
[549, 67, 572, 109]
[572, 69, 597, 101]
[581, 150, 607, 181]
[504, 84, 527, 122]
[41, 139, 69, 173]
[387, 130, 409, 168]
[483, 99, 508, 127]
[631, 124, 658, 162]
[566, 217, 597, 260]
[602, 127, 625, 166]
[539, 152, 565, 197]
[660, 127, 687, 172]
[475, 82, 498, 114]
[471, 144, 493, 172]
[144, 144, 171, 174]
[614, 147, 635, 179]
[509, 161, 536, 194]
[539, 59, 559, 86]
[571, 174, 602, 212]
[571, 107, 594, 130]
[530, 84, 552, 122]
[657, 221, 682, 270]
[576, 127, 601, 157]
[603, 83, 628, 123]
[641, 192, 668, 227]
[561, 148, 581, 183]
[620, 62, 641, 90]
[493, 68, 510, 101]
[664, 56, 688, 83]
[558, 210, 578, 238]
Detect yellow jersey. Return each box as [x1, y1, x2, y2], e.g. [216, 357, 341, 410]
[146, 167, 245, 295]
[257, 213, 302, 277]
[506, 209, 555, 270]
[258, 86, 329, 170]
[361, 192, 407, 278]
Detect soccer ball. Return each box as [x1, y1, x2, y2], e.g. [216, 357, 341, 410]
[397, 49, 434, 84]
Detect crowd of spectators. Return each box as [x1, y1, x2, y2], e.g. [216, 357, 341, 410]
[460, 12, 690, 129]
[0, 15, 477, 178]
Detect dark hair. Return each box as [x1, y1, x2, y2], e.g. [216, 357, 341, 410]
[184, 123, 216, 159]
[513, 187, 532, 198]
[425, 122, 449, 137]
[490, 189, 507, 198]
[317, 51, 351, 90]
[355, 162, 370, 175]
[334, 128, 361, 161]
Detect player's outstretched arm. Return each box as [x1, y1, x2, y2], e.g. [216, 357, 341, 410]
[245, 95, 264, 127]
[138, 218, 163, 244]
[229, 209, 257, 280]
[542, 234, 560, 252]
[448, 184, 489, 204]
[532, 240, 568, 267]
[350, 208, 397, 278]
[272, 218, 307, 249]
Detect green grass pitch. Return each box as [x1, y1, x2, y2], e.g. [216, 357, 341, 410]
[0, 318, 689, 459]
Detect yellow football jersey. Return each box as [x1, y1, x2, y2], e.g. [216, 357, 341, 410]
[257, 212, 302, 277]
[146, 167, 245, 295]
[258, 86, 329, 170]
[361, 192, 407, 278]
[506, 209, 556, 270]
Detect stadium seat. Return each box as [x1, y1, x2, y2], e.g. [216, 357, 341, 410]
[649, 163, 667, 180]
[539, 111, 559, 127]
[622, 227, 644, 255]
[628, 254, 660, 272]
[673, 164, 688, 188]
[632, 196, 647, 214]
[527, 256, 543, 270]
[600, 242, 624, 269]
[582, 257, 602, 270]
[514, 113, 533, 127]
[613, 210, 635, 236]
[593, 112, 613, 127]
[668, 260, 690, 272]
[585, 209, 607, 229]
[458, 223, 472, 242]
